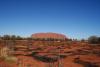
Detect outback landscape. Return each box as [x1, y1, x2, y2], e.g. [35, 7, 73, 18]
[0, 0, 100, 67]
[0, 33, 100, 67]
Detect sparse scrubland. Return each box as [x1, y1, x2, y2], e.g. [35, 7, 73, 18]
[0, 34, 100, 67]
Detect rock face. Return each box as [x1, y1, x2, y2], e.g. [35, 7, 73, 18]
[31, 32, 67, 40]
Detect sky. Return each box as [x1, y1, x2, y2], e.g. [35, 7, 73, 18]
[0, 0, 100, 39]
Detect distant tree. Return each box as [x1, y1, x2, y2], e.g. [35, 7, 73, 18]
[88, 36, 99, 44]
[81, 39, 85, 42]
[2, 35, 11, 40]
[98, 37, 100, 43]
[0, 35, 2, 40]
[68, 39, 72, 41]
[26, 37, 33, 40]
[16, 36, 23, 40]
[10, 35, 16, 40]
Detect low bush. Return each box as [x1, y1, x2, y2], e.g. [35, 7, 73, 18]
[74, 58, 99, 67]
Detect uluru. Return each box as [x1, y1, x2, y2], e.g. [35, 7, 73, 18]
[31, 32, 67, 40]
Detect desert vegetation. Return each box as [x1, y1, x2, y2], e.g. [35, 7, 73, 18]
[0, 34, 100, 67]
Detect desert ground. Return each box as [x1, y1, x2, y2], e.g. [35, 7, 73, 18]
[0, 39, 100, 67]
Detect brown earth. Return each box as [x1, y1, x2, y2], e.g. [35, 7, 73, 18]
[0, 40, 100, 67]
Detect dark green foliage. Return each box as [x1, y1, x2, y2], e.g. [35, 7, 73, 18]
[1, 35, 23, 40]
[74, 58, 99, 67]
[88, 36, 100, 44]
[31, 52, 58, 63]
[98, 37, 100, 43]
[2, 35, 11, 40]
[33, 55, 58, 63]
[31, 52, 38, 56]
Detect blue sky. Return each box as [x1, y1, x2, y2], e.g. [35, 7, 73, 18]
[0, 0, 100, 39]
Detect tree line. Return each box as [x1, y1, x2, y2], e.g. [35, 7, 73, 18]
[0, 35, 100, 44]
[0, 35, 23, 40]
[0, 35, 66, 41]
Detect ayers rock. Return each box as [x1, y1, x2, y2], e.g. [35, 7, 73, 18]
[31, 32, 67, 40]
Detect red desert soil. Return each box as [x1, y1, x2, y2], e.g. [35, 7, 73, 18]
[0, 40, 100, 67]
[10, 55, 84, 67]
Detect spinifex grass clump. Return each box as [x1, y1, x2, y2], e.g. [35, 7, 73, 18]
[74, 57, 99, 67]
[33, 54, 58, 63]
